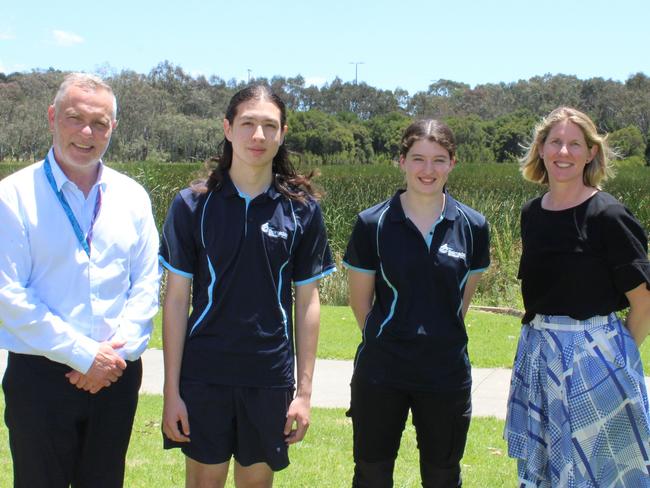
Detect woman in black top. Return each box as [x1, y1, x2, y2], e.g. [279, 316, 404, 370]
[504, 107, 650, 487]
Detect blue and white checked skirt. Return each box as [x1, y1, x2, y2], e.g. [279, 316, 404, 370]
[504, 313, 650, 487]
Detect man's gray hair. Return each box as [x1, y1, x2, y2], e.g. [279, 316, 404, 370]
[53, 72, 118, 120]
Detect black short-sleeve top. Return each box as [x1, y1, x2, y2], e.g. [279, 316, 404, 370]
[159, 173, 335, 387]
[518, 191, 650, 323]
[343, 190, 490, 392]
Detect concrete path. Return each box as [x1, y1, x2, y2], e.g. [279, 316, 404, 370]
[2, 349, 648, 421]
[137, 352, 513, 418]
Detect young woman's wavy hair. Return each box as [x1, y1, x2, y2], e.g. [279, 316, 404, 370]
[399, 119, 457, 160]
[520, 106, 615, 188]
[195, 84, 318, 201]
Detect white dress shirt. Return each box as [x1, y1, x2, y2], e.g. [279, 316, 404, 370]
[0, 148, 161, 373]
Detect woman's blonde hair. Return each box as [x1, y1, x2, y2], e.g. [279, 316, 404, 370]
[520, 106, 615, 188]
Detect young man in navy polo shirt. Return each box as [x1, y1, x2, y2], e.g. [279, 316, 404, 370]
[160, 86, 335, 487]
[344, 119, 490, 487]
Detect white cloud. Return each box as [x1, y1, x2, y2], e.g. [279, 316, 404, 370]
[304, 76, 327, 88]
[0, 29, 15, 40]
[52, 30, 84, 47]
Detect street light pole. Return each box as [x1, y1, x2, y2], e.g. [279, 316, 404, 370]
[349, 62, 364, 85]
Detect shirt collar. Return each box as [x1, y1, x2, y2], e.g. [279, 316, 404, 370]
[219, 171, 282, 201]
[389, 188, 458, 222]
[46, 147, 107, 193]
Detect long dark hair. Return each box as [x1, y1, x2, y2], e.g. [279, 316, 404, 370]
[197, 85, 318, 202]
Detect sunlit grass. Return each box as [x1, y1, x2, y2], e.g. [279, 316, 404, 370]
[0, 395, 517, 487]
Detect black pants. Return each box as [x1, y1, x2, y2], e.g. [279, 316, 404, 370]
[349, 379, 471, 488]
[2, 352, 142, 488]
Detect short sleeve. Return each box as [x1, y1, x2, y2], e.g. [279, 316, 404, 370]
[471, 218, 491, 272]
[601, 203, 650, 293]
[342, 215, 377, 274]
[292, 201, 336, 285]
[159, 191, 197, 278]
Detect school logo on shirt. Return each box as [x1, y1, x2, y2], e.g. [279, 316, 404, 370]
[438, 243, 466, 260]
[261, 222, 288, 240]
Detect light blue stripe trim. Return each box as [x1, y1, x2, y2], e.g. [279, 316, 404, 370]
[277, 200, 297, 339]
[425, 212, 444, 250]
[469, 266, 488, 274]
[200, 191, 214, 248]
[459, 270, 472, 291]
[239, 193, 252, 211]
[342, 261, 376, 275]
[457, 269, 471, 316]
[159, 256, 193, 279]
[376, 206, 398, 337]
[294, 266, 336, 286]
[189, 255, 216, 336]
[233, 183, 253, 236]
[455, 206, 479, 317]
[456, 206, 474, 261]
[456, 267, 488, 316]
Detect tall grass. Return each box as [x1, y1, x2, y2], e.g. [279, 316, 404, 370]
[2, 161, 647, 308]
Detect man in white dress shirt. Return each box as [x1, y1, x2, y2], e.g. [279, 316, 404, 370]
[0, 73, 160, 487]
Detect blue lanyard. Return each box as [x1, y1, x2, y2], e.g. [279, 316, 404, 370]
[43, 156, 102, 257]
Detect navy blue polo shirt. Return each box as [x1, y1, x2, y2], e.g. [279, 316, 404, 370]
[160, 173, 335, 388]
[343, 190, 490, 392]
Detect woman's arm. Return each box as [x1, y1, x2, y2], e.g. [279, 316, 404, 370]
[347, 269, 375, 331]
[161, 271, 192, 442]
[625, 282, 650, 346]
[461, 272, 484, 319]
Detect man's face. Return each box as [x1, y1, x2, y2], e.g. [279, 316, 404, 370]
[223, 98, 286, 171]
[48, 85, 116, 172]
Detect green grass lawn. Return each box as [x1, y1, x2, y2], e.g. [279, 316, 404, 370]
[0, 395, 516, 487]
[149, 306, 650, 369]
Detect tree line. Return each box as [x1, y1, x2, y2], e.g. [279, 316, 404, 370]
[1, 61, 649, 165]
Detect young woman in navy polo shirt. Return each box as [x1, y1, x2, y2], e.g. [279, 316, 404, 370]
[343, 119, 490, 487]
[504, 107, 650, 487]
[159, 85, 335, 487]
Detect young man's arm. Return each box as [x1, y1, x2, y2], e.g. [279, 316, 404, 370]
[161, 271, 192, 443]
[284, 281, 320, 445]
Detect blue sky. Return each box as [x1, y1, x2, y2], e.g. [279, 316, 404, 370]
[1, 0, 648, 94]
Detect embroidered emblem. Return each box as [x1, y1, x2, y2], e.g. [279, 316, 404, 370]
[438, 243, 466, 259]
[261, 222, 288, 240]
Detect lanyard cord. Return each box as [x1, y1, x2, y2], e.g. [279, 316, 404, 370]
[43, 156, 102, 257]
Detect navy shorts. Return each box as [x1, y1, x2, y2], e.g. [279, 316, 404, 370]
[163, 382, 293, 471]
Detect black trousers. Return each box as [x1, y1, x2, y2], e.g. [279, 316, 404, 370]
[2, 352, 142, 488]
[349, 379, 472, 488]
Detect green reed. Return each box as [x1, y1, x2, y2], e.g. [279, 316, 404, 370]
[2, 161, 647, 308]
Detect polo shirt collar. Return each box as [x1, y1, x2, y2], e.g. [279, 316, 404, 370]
[45, 147, 107, 193]
[219, 172, 239, 198]
[388, 189, 459, 222]
[219, 171, 282, 201]
[388, 190, 408, 222]
[443, 192, 459, 220]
